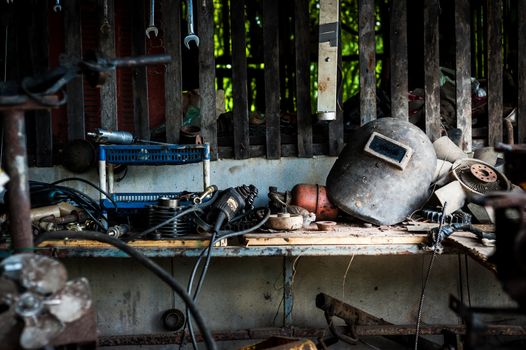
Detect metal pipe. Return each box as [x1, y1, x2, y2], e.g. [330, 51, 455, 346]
[2, 109, 33, 251]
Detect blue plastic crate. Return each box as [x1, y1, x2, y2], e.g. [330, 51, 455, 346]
[101, 192, 195, 210]
[99, 144, 210, 165]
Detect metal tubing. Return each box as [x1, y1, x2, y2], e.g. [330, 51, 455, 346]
[283, 256, 294, 326]
[2, 109, 33, 251]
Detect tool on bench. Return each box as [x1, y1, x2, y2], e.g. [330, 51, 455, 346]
[424, 222, 496, 254]
[87, 128, 171, 145]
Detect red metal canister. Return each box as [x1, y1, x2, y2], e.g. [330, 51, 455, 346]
[290, 184, 339, 220]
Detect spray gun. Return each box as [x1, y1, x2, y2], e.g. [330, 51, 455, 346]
[87, 128, 170, 145]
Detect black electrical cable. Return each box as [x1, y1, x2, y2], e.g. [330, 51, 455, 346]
[51, 177, 118, 209]
[34, 231, 217, 350]
[123, 206, 204, 242]
[185, 208, 271, 350]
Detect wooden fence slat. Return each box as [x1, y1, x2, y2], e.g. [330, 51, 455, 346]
[328, 30, 344, 157]
[99, 0, 117, 131]
[263, 0, 280, 159]
[30, 0, 52, 166]
[389, 0, 408, 121]
[455, 0, 472, 151]
[64, 0, 85, 140]
[130, 0, 149, 140]
[358, 0, 376, 125]
[517, 0, 526, 144]
[487, 0, 503, 146]
[294, 0, 312, 157]
[230, 0, 249, 159]
[164, 0, 183, 143]
[423, 0, 441, 142]
[198, 0, 218, 158]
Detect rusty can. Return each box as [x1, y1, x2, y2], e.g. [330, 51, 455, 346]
[290, 184, 339, 220]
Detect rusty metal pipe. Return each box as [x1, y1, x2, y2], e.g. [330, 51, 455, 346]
[2, 109, 33, 251]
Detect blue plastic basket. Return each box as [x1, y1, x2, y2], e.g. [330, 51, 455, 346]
[101, 192, 194, 210]
[99, 144, 210, 165]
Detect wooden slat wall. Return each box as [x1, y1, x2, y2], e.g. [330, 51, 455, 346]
[487, 0, 503, 146]
[328, 24, 344, 157]
[294, 0, 313, 158]
[64, 0, 85, 140]
[358, 0, 376, 125]
[263, 0, 281, 159]
[198, 0, 218, 158]
[423, 0, 441, 142]
[31, 0, 52, 166]
[99, 0, 118, 131]
[518, 0, 526, 144]
[455, 0, 472, 151]
[164, 0, 183, 144]
[130, 0, 149, 140]
[230, 0, 250, 159]
[389, 0, 408, 121]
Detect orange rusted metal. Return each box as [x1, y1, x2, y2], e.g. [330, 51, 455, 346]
[290, 184, 339, 221]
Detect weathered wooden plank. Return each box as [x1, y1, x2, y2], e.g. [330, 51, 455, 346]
[455, 0, 472, 151]
[263, 0, 281, 159]
[64, 0, 85, 140]
[198, 0, 218, 158]
[389, 0, 408, 121]
[30, 0, 52, 166]
[221, 0, 231, 57]
[359, 0, 376, 125]
[518, 0, 526, 144]
[99, 0, 117, 131]
[423, 0, 441, 141]
[164, 0, 183, 143]
[328, 26, 344, 156]
[487, 0, 503, 146]
[230, 0, 250, 159]
[130, 0, 149, 139]
[294, 0, 312, 157]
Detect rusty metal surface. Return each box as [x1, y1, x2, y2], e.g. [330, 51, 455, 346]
[97, 325, 526, 346]
[290, 184, 339, 221]
[2, 109, 33, 250]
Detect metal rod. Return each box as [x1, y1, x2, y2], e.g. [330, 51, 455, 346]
[283, 256, 294, 327]
[2, 109, 33, 251]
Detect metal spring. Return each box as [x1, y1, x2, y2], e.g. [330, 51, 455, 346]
[422, 209, 472, 225]
[236, 184, 258, 209]
[147, 205, 195, 238]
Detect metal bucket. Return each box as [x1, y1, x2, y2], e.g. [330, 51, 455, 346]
[326, 118, 437, 225]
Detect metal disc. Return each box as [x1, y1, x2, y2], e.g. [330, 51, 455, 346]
[470, 163, 498, 183]
[48, 278, 92, 323]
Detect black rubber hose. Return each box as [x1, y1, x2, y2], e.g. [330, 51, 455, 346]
[51, 177, 118, 209]
[34, 231, 217, 350]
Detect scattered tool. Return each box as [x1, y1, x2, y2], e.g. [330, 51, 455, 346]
[53, 0, 62, 12]
[145, 0, 158, 39]
[87, 128, 172, 145]
[184, 0, 200, 49]
[194, 185, 218, 205]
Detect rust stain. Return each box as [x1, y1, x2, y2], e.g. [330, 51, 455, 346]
[318, 81, 327, 92]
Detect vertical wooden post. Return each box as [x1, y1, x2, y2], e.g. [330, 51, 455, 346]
[518, 0, 526, 144]
[455, 0, 472, 151]
[64, 0, 85, 140]
[487, 0, 503, 146]
[390, 0, 408, 121]
[263, 0, 281, 159]
[131, 0, 150, 139]
[164, 0, 183, 143]
[99, 0, 117, 131]
[295, 0, 312, 157]
[424, 0, 441, 141]
[199, 0, 218, 158]
[328, 23, 344, 156]
[358, 0, 376, 125]
[230, 0, 250, 159]
[31, 0, 52, 166]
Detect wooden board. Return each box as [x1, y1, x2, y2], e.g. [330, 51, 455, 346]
[446, 232, 496, 272]
[405, 223, 495, 232]
[424, 0, 441, 142]
[518, 0, 526, 144]
[487, 0, 503, 146]
[358, 0, 376, 125]
[99, 0, 118, 131]
[244, 226, 427, 246]
[37, 237, 216, 249]
[389, 0, 408, 121]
